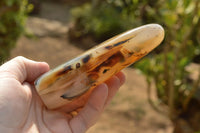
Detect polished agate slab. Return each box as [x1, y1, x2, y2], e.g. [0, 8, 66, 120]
[35, 24, 165, 109]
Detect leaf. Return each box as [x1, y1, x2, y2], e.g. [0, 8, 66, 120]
[167, 0, 178, 10]
[5, 0, 14, 6]
[167, 52, 175, 62]
[164, 12, 178, 27]
[185, 2, 195, 14]
[183, 0, 191, 8]
[179, 57, 189, 68]
[134, 58, 151, 76]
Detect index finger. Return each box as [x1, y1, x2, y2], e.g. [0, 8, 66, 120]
[0, 56, 49, 83]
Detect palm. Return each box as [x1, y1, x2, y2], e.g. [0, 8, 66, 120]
[0, 75, 73, 132]
[0, 57, 125, 133]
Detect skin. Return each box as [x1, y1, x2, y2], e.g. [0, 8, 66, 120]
[0, 56, 125, 133]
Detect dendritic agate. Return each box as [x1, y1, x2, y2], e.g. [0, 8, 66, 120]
[35, 24, 165, 109]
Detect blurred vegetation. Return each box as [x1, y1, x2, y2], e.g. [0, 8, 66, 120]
[70, 0, 138, 41]
[71, 0, 200, 132]
[0, 0, 31, 64]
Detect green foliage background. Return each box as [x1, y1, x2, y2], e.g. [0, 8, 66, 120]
[71, 0, 200, 131]
[0, 0, 30, 64]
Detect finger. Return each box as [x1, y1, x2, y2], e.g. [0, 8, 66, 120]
[105, 71, 126, 106]
[115, 71, 126, 85]
[69, 83, 108, 133]
[0, 56, 49, 83]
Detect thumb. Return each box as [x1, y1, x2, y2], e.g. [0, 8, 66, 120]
[0, 56, 49, 83]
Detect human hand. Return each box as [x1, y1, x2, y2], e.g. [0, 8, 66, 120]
[0, 56, 125, 133]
